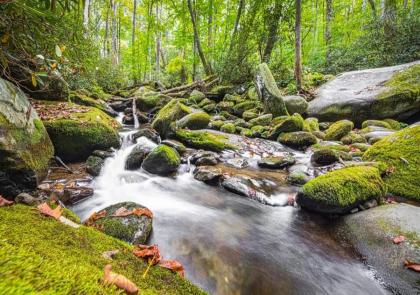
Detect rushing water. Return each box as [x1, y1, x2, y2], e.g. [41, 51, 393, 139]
[72, 123, 389, 295]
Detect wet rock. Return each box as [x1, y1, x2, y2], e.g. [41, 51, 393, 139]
[307, 61, 420, 124]
[284, 95, 308, 115]
[277, 132, 318, 150]
[318, 122, 332, 131]
[258, 155, 295, 169]
[268, 113, 304, 139]
[255, 63, 289, 117]
[142, 144, 181, 175]
[109, 100, 131, 112]
[161, 140, 186, 154]
[337, 203, 420, 294]
[92, 150, 114, 159]
[249, 114, 272, 127]
[311, 149, 340, 166]
[86, 156, 105, 176]
[135, 90, 172, 113]
[193, 166, 223, 185]
[151, 99, 192, 138]
[177, 112, 211, 130]
[222, 175, 268, 202]
[15, 193, 40, 206]
[61, 186, 94, 205]
[195, 156, 218, 166]
[364, 131, 395, 144]
[324, 120, 354, 141]
[296, 166, 386, 214]
[286, 171, 311, 186]
[191, 151, 220, 164]
[125, 145, 152, 170]
[132, 128, 160, 143]
[226, 158, 249, 169]
[90, 202, 152, 244]
[358, 199, 378, 210]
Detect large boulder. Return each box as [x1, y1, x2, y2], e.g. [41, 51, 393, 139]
[125, 144, 153, 170]
[135, 88, 172, 112]
[284, 95, 308, 114]
[324, 119, 354, 141]
[175, 129, 237, 152]
[38, 102, 121, 162]
[141, 144, 180, 175]
[176, 111, 210, 130]
[255, 63, 289, 117]
[151, 99, 192, 138]
[363, 125, 420, 200]
[277, 131, 317, 150]
[308, 61, 420, 124]
[337, 203, 420, 294]
[0, 78, 54, 198]
[89, 202, 152, 244]
[296, 166, 386, 214]
[268, 113, 304, 139]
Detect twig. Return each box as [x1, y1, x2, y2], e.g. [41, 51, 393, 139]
[54, 156, 73, 173]
[142, 257, 155, 279]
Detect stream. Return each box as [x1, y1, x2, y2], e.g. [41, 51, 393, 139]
[71, 120, 390, 295]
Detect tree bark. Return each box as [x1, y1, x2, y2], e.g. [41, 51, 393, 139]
[325, 0, 333, 67]
[262, 0, 283, 63]
[295, 0, 302, 91]
[187, 0, 213, 76]
[229, 0, 245, 53]
[83, 0, 90, 28]
[367, 0, 376, 17]
[208, 0, 213, 48]
[111, 0, 118, 65]
[104, 3, 110, 57]
[383, 0, 397, 64]
[156, 2, 161, 76]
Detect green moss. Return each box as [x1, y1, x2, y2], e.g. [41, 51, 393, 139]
[177, 112, 211, 130]
[350, 143, 371, 152]
[198, 98, 213, 108]
[220, 123, 236, 134]
[249, 114, 272, 127]
[209, 120, 225, 130]
[377, 64, 420, 101]
[216, 101, 234, 112]
[202, 103, 216, 113]
[0, 205, 204, 294]
[242, 110, 258, 121]
[303, 117, 319, 132]
[189, 90, 206, 103]
[341, 131, 367, 145]
[324, 120, 354, 141]
[311, 143, 350, 152]
[232, 101, 257, 116]
[62, 208, 81, 224]
[383, 119, 406, 130]
[269, 113, 304, 139]
[240, 128, 253, 137]
[302, 166, 386, 207]
[152, 99, 192, 137]
[144, 145, 181, 167]
[175, 129, 236, 152]
[136, 92, 172, 112]
[361, 120, 392, 129]
[69, 92, 109, 113]
[376, 218, 420, 248]
[277, 131, 318, 149]
[363, 126, 420, 200]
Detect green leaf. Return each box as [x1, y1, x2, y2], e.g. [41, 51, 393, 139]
[55, 45, 62, 57]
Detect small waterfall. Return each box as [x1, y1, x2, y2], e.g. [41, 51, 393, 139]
[132, 98, 140, 129]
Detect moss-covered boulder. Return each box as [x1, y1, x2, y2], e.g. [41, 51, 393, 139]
[90, 202, 152, 244]
[151, 99, 192, 138]
[69, 91, 116, 116]
[220, 123, 236, 134]
[363, 126, 420, 200]
[125, 144, 153, 170]
[202, 102, 216, 113]
[85, 156, 104, 176]
[209, 120, 225, 130]
[175, 129, 236, 152]
[255, 63, 289, 117]
[324, 119, 354, 141]
[242, 110, 259, 121]
[268, 113, 304, 139]
[135, 90, 172, 112]
[189, 90, 206, 103]
[232, 101, 257, 116]
[311, 149, 340, 166]
[308, 62, 420, 124]
[361, 119, 392, 129]
[0, 204, 204, 294]
[176, 112, 210, 130]
[249, 114, 272, 127]
[284, 95, 308, 114]
[258, 155, 295, 169]
[277, 131, 317, 150]
[216, 101, 235, 112]
[0, 78, 54, 198]
[40, 102, 120, 162]
[340, 131, 367, 145]
[296, 166, 386, 214]
[303, 117, 319, 132]
[142, 144, 180, 176]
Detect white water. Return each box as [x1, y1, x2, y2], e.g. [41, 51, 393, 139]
[72, 124, 389, 295]
[132, 98, 140, 129]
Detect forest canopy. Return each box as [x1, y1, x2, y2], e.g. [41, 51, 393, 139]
[0, 0, 418, 93]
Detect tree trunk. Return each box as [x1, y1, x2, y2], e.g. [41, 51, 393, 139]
[383, 0, 397, 64]
[368, 0, 376, 17]
[156, 3, 161, 76]
[325, 0, 333, 67]
[104, 4, 110, 57]
[132, 0, 137, 76]
[295, 0, 302, 91]
[50, 0, 56, 11]
[208, 0, 213, 48]
[111, 0, 118, 65]
[187, 0, 213, 76]
[262, 0, 283, 63]
[83, 0, 90, 28]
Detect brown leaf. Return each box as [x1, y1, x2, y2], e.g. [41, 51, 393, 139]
[393, 235, 405, 244]
[37, 203, 62, 220]
[113, 207, 132, 217]
[132, 207, 153, 218]
[102, 250, 120, 260]
[85, 210, 107, 226]
[133, 244, 161, 265]
[103, 264, 139, 294]
[404, 260, 420, 272]
[0, 196, 13, 207]
[159, 260, 185, 277]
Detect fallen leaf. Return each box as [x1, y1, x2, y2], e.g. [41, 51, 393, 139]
[103, 264, 139, 294]
[404, 260, 420, 272]
[37, 203, 62, 220]
[0, 196, 13, 207]
[85, 210, 107, 226]
[133, 244, 161, 265]
[132, 207, 153, 218]
[393, 235, 405, 244]
[113, 207, 132, 217]
[102, 250, 120, 260]
[159, 260, 185, 277]
[287, 194, 295, 206]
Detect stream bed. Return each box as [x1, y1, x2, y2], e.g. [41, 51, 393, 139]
[71, 125, 390, 295]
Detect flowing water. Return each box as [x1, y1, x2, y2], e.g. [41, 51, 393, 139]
[72, 122, 390, 295]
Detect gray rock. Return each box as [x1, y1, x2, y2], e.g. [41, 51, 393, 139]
[286, 171, 311, 186]
[61, 186, 94, 205]
[337, 204, 420, 294]
[284, 95, 309, 114]
[193, 166, 223, 185]
[132, 128, 160, 143]
[258, 155, 295, 169]
[225, 158, 249, 169]
[125, 145, 152, 170]
[308, 61, 420, 124]
[92, 150, 114, 159]
[15, 193, 40, 206]
[364, 131, 395, 144]
[195, 156, 218, 166]
[86, 156, 104, 176]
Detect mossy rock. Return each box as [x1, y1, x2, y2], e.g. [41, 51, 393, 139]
[324, 120, 354, 141]
[258, 155, 295, 169]
[303, 117, 319, 132]
[242, 110, 259, 121]
[125, 144, 152, 170]
[351, 143, 371, 152]
[361, 120, 392, 129]
[198, 98, 213, 108]
[312, 131, 326, 140]
[311, 142, 350, 152]
[249, 114, 272, 127]
[202, 102, 216, 113]
[216, 101, 235, 112]
[189, 90, 206, 103]
[0, 204, 204, 294]
[85, 156, 104, 176]
[177, 112, 210, 130]
[284, 95, 308, 115]
[209, 120, 225, 130]
[296, 166, 386, 214]
[311, 149, 340, 166]
[363, 126, 420, 200]
[232, 101, 257, 116]
[135, 91, 172, 112]
[161, 140, 186, 154]
[269, 113, 304, 139]
[142, 145, 181, 176]
[151, 99, 192, 138]
[287, 171, 311, 186]
[69, 91, 115, 116]
[220, 123, 236, 134]
[0, 79, 54, 198]
[383, 118, 406, 130]
[43, 104, 120, 162]
[175, 129, 236, 152]
[223, 94, 244, 103]
[277, 131, 317, 150]
[341, 131, 367, 145]
[255, 63, 289, 117]
[239, 128, 253, 137]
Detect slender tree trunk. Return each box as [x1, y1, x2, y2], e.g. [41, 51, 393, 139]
[208, 0, 213, 47]
[156, 3, 161, 77]
[368, 0, 377, 17]
[262, 0, 283, 63]
[325, 0, 333, 67]
[132, 0, 137, 77]
[50, 0, 56, 11]
[104, 4, 110, 57]
[83, 0, 90, 28]
[295, 0, 302, 91]
[383, 0, 397, 65]
[187, 0, 212, 75]
[362, 0, 366, 10]
[111, 0, 118, 65]
[229, 0, 245, 53]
